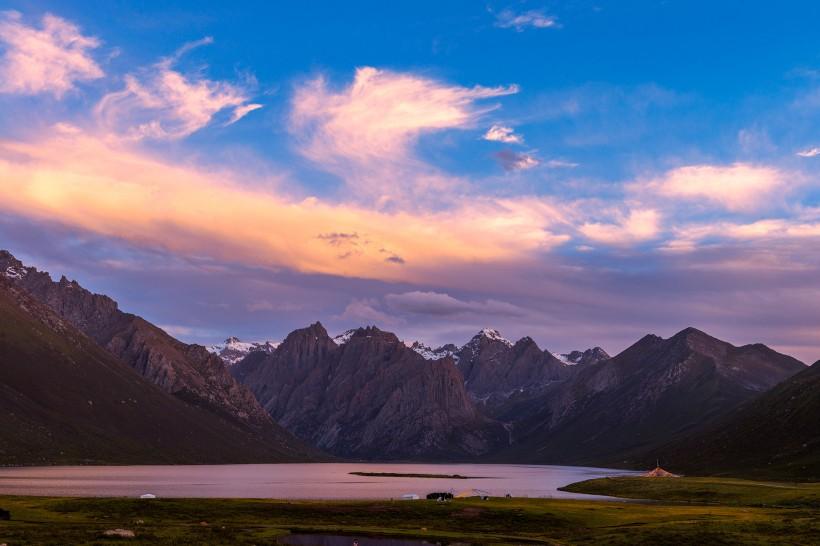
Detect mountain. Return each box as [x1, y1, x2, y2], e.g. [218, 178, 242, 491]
[209, 336, 279, 366]
[658, 360, 820, 480]
[455, 329, 571, 401]
[497, 327, 805, 467]
[0, 275, 313, 465]
[410, 341, 459, 361]
[555, 347, 610, 367]
[0, 250, 271, 427]
[233, 323, 507, 460]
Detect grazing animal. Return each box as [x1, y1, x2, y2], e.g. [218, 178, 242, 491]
[0, 508, 10, 520]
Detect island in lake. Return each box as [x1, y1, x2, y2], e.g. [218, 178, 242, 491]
[349, 471, 486, 479]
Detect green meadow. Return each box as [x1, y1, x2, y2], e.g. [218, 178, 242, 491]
[1, 477, 819, 545]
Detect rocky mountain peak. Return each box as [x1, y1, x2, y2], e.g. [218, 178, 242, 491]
[473, 328, 512, 346]
[208, 336, 279, 366]
[558, 347, 611, 366]
[348, 325, 400, 345]
[410, 341, 458, 361]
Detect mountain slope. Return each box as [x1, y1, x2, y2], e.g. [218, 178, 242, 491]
[0, 277, 314, 465]
[659, 360, 820, 480]
[498, 327, 805, 467]
[0, 250, 271, 427]
[234, 323, 507, 460]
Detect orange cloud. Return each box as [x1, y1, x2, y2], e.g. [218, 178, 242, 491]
[0, 129, 569, 283]
[0, 11, 103, 97]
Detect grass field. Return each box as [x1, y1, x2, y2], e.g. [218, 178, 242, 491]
[1, 477, 819, 545]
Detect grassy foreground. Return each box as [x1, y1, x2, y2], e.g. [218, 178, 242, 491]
[0, 477, 819, 545]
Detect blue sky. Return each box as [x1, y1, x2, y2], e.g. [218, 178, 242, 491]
[1, 1, 819, 361]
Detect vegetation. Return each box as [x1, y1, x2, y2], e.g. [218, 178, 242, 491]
[561, 476, 820, 507]
[1, 479, 820, 546]
[349, 472, 480, 479]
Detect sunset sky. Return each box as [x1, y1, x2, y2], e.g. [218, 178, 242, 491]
[1, 1, 819, 361]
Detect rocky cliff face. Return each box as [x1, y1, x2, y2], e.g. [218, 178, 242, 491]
[0, 250, 274, 428]
[498, 327, 805, 466]
[234, 323, 507, 459]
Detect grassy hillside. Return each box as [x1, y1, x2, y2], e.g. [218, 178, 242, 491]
[561, 476, 820, 507]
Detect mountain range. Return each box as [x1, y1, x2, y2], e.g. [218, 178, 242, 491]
[1, 249, 817, 478]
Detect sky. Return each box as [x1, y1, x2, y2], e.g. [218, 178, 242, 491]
[1, 1, 819, 362]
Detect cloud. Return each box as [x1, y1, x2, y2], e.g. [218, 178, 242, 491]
[95, 38, 260, 140]
[0, 11, 103, 97]
[338, 298, 397, 326]
[635, 163, 787, 212]
[494, 149, 539, 171]
[797, 147, 820, 158]
[290, 66, 518, 200]
[545, 159, 579, 169]
[580, 209, 661, 245]
[385, 291, 527, 317]
[0, 129, 572, 285]
[494, 9, 559, 31]
[483, 124, 523, 144]
[663, 217, 820, 252]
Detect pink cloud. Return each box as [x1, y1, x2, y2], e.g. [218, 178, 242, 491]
[635, 163, 788, 212]
[95, 38, 261, 140]
[0, 11, 103, 97]
[483, 124, 523, 144]
[580, 208, 661, 245]
[290, 66, 518, 201]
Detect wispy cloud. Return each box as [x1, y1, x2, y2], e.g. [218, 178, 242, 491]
[95, 38, 261, 140]
[290, 66, 518, 201]
[494, 149, 539, 171]
[545, 159, 579, 169]
[494, 9, 559, 31]
[0, 11, 103, 97]
[796, 147, 820, 158]
[483, 124, 523, 144]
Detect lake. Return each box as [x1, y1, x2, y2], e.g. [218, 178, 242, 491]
[0, 463, 637, 499]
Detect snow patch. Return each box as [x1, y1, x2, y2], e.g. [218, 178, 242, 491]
[333, 329, 356, 345]
[4, 266, 26, 280]
[208, 337, 279, 366]
[410, 341, 458, 362]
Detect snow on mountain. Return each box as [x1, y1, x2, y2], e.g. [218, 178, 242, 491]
[552, 347, 611, 366]
[208, 336, 279, 366]
[332, 329, 357, 345]
[410, 341, 459, 362]
[4, 265, 27, 279]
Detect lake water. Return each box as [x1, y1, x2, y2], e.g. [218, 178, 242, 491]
[0, 463, 637, 499]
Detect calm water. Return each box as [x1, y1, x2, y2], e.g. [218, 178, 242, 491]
[0, 463, 637, 499]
